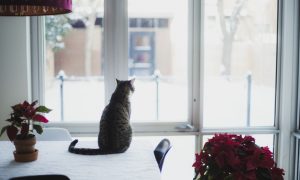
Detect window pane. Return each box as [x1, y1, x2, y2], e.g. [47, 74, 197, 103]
[203, 0, 277, 127]
[295, 136, 300, 180]
[45, 0, 104, 122]
[128, 0, 189, 122]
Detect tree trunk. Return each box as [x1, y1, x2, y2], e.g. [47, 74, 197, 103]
[217, 0, 247, 76]
[222, 34, 234, 76]
[84, 0, 99, 76]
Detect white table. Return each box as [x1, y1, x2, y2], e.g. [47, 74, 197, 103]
[0, 140, 161, 180]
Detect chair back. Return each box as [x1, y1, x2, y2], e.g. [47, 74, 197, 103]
[154, 138, 171, 172]
[9, 174, 70, 180]
[34, 128, 72, 141]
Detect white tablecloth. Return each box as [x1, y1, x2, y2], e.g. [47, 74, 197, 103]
[0, 140, 161, 180]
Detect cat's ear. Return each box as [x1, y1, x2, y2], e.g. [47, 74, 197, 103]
[130, 78, 135, 85]
[116, 79, 121, 84]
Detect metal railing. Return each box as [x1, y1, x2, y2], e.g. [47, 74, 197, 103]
[246, 72, 252, 127]
[56, 70, 253, 125]
[56, 70, 164, 122]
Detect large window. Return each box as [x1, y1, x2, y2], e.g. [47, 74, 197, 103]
[199, 1, 281, 176]
[128, 0, 188, 122]
[203, 0, 277, 128]
[45, 0, 105, 123]
[31, 0, 300, 178]
[44, 0, 189, 124]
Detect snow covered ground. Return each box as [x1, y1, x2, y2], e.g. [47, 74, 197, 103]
[45, 77, 275, 127]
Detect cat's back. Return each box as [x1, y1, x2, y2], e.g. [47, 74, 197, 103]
[101, 101, 130, 123]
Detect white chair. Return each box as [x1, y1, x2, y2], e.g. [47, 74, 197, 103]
[34, 128, 72, 141]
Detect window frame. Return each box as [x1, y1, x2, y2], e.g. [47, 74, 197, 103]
[31, 0, 199, 135]
[30, 0, 300, 178]
[277, 0, 299, 179]
[294, 0, 300, 178]
[197, 0, 283, 163]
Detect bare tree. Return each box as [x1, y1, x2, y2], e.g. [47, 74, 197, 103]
[217, 0, 247, 76]
[84, 0, 101, 76]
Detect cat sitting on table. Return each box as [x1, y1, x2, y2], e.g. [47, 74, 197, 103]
[69, 79, 135, 155]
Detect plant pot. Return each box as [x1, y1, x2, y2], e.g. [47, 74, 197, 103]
[13, 136, 38, 162]
[13, 149, 38, 162]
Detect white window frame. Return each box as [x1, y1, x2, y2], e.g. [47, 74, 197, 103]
[277, 0, 299, 179]
[30, 0, 299, 178]
[31, 0, 200, 135]
[197, 0, 282, 159]
[293, 0, 300, 178]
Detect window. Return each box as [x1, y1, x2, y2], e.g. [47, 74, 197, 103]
[295, 133, 300, 179]
[31, 0, 299, 178]
[294, 31, 300, 178]
[128, 0, 189, 122]
[202, 0, 277, 128]
[43, 0, 189, 124]
[44, 0, 105, 123]
[200, 0, 279, 162]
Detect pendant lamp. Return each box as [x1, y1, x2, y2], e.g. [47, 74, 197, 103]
[0, 0, 72, 16]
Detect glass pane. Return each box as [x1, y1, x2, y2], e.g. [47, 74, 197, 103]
[45, 0, 104, 122]
[203, 0, 277, 127]
[128, 0, 189, 122]
[296, 138, 300, 180]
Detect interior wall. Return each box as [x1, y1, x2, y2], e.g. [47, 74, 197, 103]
[0, 17, 31, 140]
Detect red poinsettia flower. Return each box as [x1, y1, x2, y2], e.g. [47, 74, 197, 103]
[193, 134, 284, 180]
[0, 100, 51, 141]
[271, 166, 285, 180]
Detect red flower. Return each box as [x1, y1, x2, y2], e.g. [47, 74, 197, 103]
[259, 147, 274, 168]
[192, 134, 284, 180]
[243, 135, 255, 144]
[0, 100, 51, 141]
[192, 154, 202, 170]
[193, 152, 207, 176]
[32, 114, 49, 123]
[271, 166, 285, 180]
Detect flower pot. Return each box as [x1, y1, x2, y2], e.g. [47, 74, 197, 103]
[13, 149, 38, 162]
[13, 136, 38, 162]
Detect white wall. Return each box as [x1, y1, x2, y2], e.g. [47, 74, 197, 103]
[0, 17, 31, 140]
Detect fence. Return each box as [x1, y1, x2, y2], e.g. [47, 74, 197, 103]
[56, 70, 253, 125]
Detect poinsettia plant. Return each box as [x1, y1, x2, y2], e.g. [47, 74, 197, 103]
[0, 100, 51, 141]
[193, 134, 284, 180]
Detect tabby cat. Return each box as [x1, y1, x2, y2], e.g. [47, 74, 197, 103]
[68, 79, 135, 155]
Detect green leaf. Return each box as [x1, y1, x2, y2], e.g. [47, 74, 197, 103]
[0, 125, 9, 137]
[208, 175, 214, 180]
[33, 124, 43, 134]
[224, 175, 234, 180]
[6, 118, 13, 122]
[257, 168, 271, 179]
[36, 106, 52, 113]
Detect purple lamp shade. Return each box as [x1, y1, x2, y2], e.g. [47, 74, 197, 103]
[0, 0, 72, 16]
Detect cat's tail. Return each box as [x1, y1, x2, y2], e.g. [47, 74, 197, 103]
[68, 139, 105, 155]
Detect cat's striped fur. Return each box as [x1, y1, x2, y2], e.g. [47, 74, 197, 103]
[68, 79, 134, 155]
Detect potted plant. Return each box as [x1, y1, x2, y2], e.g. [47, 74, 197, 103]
[193, 134, 284, 180]
[0, 100, 51, 162]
